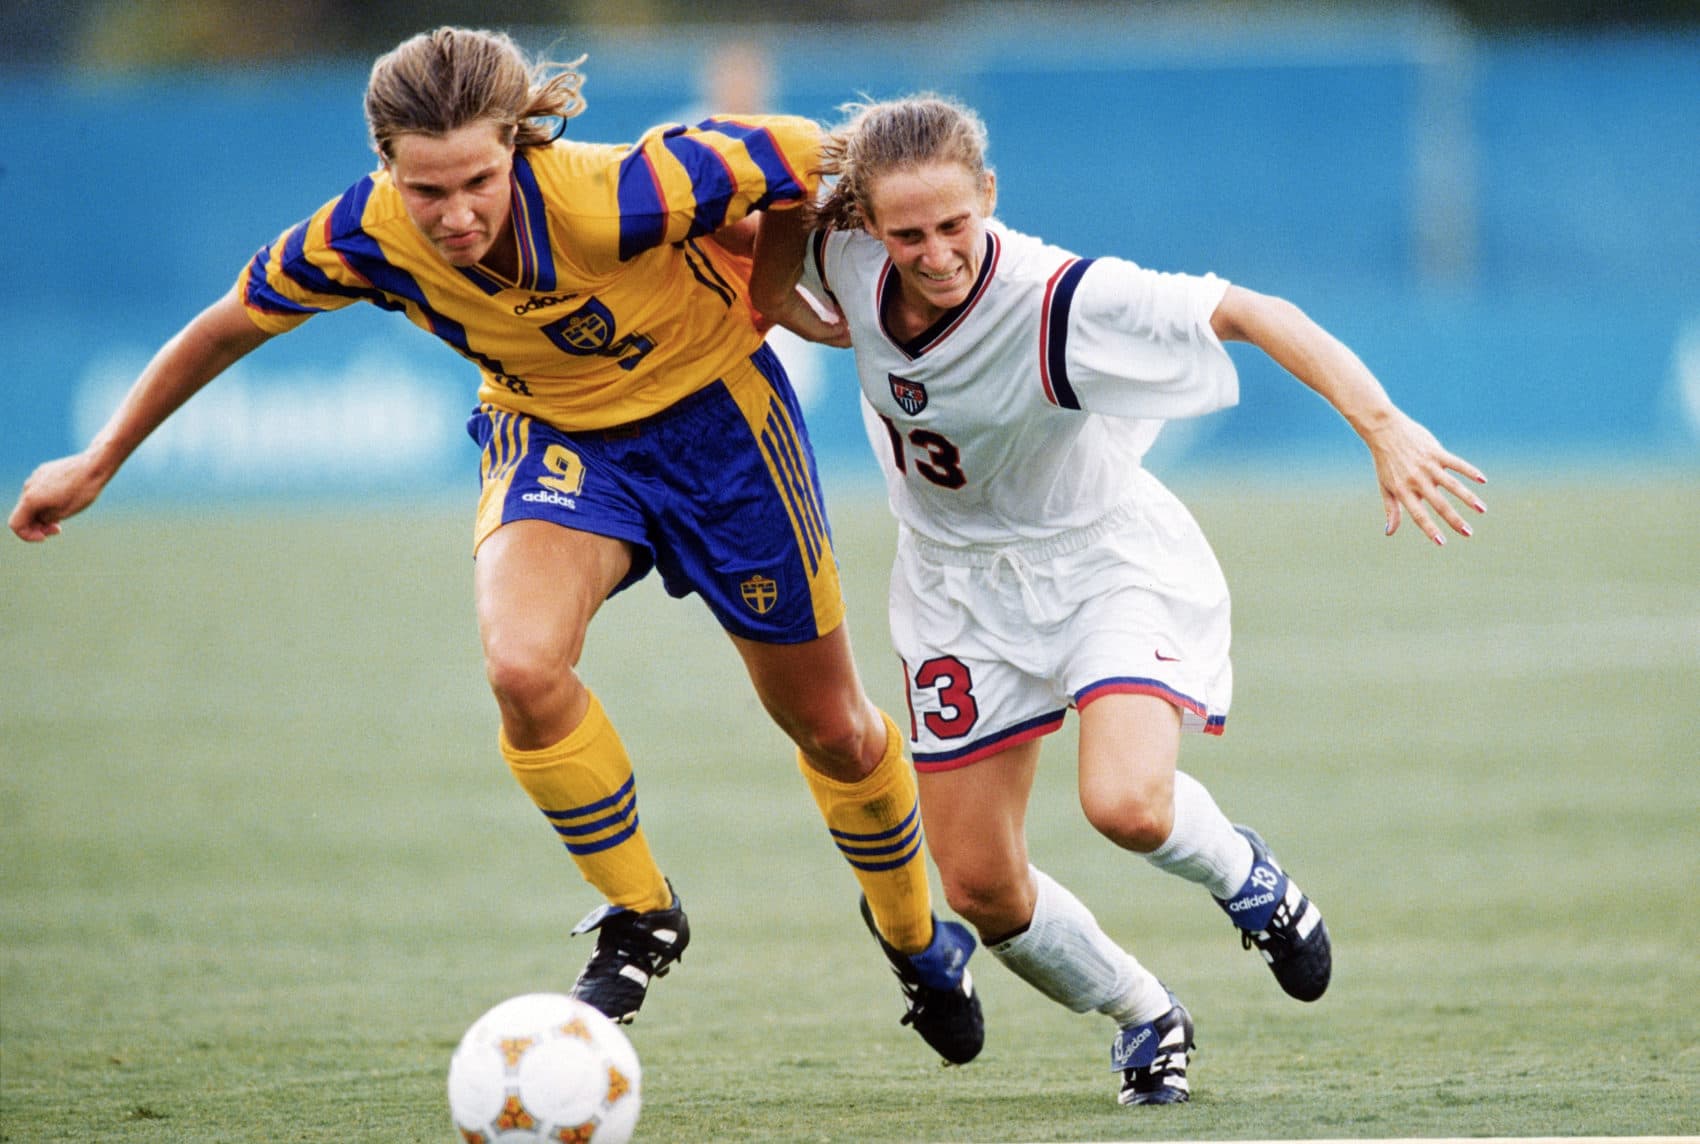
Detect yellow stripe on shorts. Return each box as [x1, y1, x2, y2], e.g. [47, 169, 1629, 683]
[473, 405, 532, 553]
[723, 359, 845, 638]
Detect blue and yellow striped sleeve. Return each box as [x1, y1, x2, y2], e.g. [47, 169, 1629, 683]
[236, 184, 382, 335]
[611, 113, 822, 262]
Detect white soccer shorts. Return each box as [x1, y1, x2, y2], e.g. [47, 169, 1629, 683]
[890, 472, 1233, 772]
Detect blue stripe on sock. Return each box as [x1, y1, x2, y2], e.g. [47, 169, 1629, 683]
[549, 794, 636, 840]
[841, 831, 923, 873]
[829, 803, 918, 844]
[560, 815, 642, 857]
[542, 775, 637, 823]
[834, 815, 921, 860]
[839, 822, 924, 866]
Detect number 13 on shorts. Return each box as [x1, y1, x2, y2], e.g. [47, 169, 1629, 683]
[905, 652, 1072, 772]
[911, 654, 979, 739]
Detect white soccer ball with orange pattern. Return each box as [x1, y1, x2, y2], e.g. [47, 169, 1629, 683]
[447, 993, 641, 1143]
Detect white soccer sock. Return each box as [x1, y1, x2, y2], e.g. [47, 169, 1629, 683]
[988, 866, 1172, 1027]
[1142, 770, 1254, 898]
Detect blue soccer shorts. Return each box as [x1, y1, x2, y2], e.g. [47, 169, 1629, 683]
[466, 345, 846, 643]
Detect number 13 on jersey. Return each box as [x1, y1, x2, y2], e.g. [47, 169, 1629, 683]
[877, 413, 966, 490]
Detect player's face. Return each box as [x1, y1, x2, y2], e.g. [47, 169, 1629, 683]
[863, 161, 996, 321]
[386, 122, 516, 268]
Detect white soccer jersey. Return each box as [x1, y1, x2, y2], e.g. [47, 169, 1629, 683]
[803, 219, 1238, 548]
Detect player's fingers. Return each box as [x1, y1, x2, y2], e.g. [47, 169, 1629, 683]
[7, 500, 36, 540]
[1433, 452, 1488, 511]
[1443, 451, 1488, 487]
[11, 516, 58, 543]
[1381, 488, 1402, 536]
[1436, 469, 1488, 517]
[1402, 492, 1446, 546]
[1427, 490, 1473, 538]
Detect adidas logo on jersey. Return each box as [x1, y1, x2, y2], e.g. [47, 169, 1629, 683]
[513, 292, 581, 316]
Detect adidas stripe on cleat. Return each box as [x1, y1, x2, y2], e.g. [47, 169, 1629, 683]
[1216, 825, 1331, 1002]
[568, 884, 690, 1024]
[1112, 997, 1194, 1106]
[860, 896, 985, 1065]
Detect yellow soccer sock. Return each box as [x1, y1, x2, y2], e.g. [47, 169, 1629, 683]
[798, 711, 934, 954]
[500, 692, 673, 914]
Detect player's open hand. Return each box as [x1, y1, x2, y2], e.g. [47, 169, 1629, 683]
[8, 453, 109, 542]
[1364, 411, 1487, 546]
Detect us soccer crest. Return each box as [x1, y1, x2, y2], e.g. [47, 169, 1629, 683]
[740, 574, 779, 615]
[889, 374, 928, 416]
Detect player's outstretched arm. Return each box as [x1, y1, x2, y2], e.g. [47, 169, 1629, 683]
[1209, 284, 1487, 546]
[8, 290, 273, 542]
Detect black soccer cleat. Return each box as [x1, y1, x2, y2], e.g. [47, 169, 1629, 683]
[1112, 997, 1194, 1106]
[1215, 825, 1331, 1002]
[859, 896, 985, 1065]
[568, 884, 690, 1024]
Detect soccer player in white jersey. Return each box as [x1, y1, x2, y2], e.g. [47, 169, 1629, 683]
[756, 94, 1487, 1106]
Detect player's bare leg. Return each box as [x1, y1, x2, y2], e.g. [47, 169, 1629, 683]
[732, 623, 885, 783]
[476, 520, 687, 1021]
[920, 739, 1188, 1103]
[1076, 694, 1185, 853]
[915, 741, 1041, 938]
[476, 520, 627, 748]
[1077, 692, 1330, 1001]
[735, 625, 984, 1063]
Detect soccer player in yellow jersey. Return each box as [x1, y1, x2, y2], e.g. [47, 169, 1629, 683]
[8, 27, 982, 1063]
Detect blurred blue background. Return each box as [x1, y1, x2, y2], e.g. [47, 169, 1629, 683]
[2, 7, 1696, 505]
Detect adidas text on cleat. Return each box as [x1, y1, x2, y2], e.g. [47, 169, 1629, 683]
[1112, 998, 1194, 1106]
[568, 885, 690, 1024]
[1216, 825, 1331, 1001]
[859, 896, 985, 1065]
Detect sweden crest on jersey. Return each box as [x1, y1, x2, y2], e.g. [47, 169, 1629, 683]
[889, 374, 928, 415]
[545, 298, 617, 354]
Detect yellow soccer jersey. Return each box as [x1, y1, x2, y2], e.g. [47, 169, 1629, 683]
[237, 115, 820, 429]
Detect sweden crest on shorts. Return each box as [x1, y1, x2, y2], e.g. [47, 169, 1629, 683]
[741, 574, 779, 615]
[889, 373, 928, 416]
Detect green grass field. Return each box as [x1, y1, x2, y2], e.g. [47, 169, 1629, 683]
[3, 476, 1697, 1142]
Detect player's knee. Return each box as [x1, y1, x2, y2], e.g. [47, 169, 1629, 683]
[1082, 790, 1174, 854]
[789, 705, 879, 781]
[482, 637, 574, 717]
[940, 867, 1028, 932]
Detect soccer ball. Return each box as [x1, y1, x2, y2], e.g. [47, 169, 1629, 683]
[447, 993, 641, 1144]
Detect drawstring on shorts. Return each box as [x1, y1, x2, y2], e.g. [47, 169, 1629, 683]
[906, 500, 1150, 629]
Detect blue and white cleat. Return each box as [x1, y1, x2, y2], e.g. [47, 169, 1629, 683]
[860, 896, 985, 1064]
[1216, 825, 1331, 1001]
[1112, 997, 1194, 1106]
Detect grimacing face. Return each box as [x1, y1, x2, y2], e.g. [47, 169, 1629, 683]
[385, 121, 516, 268]
[863, 160, 996, 322]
